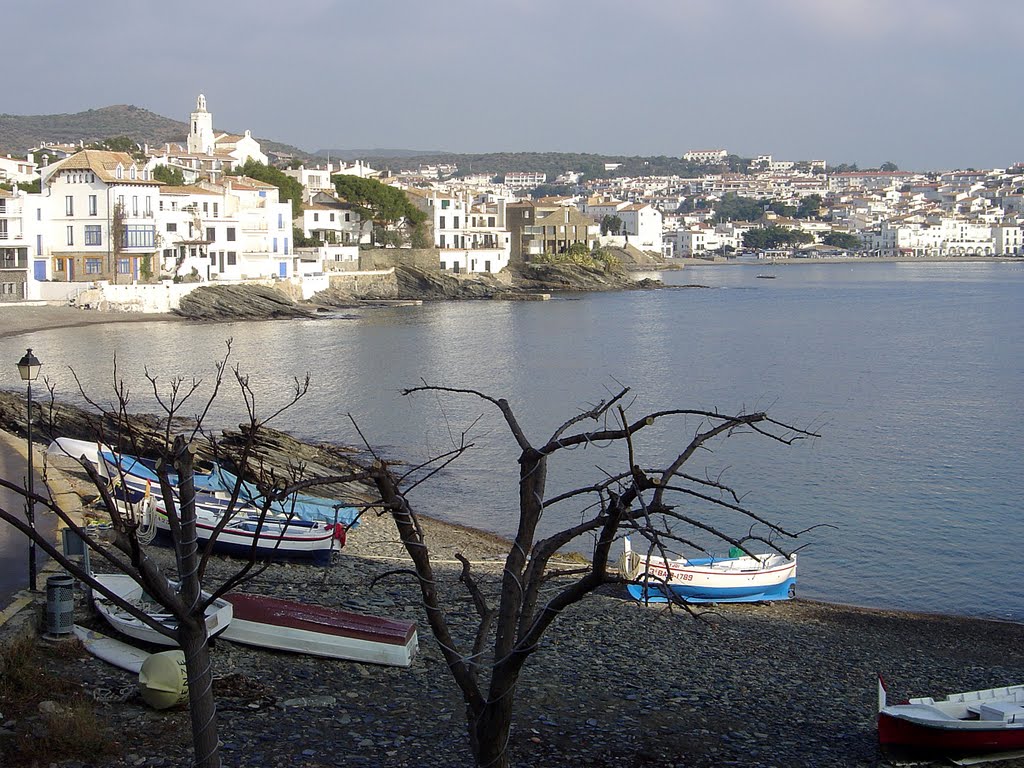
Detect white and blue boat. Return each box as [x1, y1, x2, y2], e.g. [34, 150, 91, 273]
[99, 451, 359, 526]
[619, 537, 797, 604]
[101, 452, 345, 566]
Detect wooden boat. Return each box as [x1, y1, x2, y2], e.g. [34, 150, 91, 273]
[219, 592, 418, 667]
[619, 537, 797, 603]
[105, 455, 345, 566]
[91, 572, 233, 647]
[878, 677, 1024, 755]
[102, 450, 359, 526]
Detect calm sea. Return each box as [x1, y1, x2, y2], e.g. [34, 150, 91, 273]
[3, 261, 1022, 621]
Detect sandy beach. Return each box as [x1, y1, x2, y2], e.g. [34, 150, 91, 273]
[0, 305, 181, 341]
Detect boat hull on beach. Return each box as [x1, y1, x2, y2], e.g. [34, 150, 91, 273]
[619, 537, 797, 603]
[220, 592, 418, 667]
[878, 678, 1024, 756]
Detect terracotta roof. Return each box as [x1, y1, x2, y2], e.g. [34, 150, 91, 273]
[228, 176, 276, 190]
[49, 150, 160, 185]
[159, 186, 220, 196]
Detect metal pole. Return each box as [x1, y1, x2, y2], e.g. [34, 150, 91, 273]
[26, 378, 36, 591]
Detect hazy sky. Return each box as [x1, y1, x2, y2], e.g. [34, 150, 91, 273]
[6, 0, 1020, 171]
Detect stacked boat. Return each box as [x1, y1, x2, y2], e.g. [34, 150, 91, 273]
[98, 449, 349, 566]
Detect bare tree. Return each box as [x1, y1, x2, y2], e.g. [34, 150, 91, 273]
[360, 384, 818, 768]
[0, 346, 368, 768]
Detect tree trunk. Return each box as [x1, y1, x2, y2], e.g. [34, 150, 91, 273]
[469, 698, 514, 768]
[179, 619, 220, 768]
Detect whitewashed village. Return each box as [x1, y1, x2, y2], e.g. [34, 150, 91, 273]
[2, 94, 1023, 311]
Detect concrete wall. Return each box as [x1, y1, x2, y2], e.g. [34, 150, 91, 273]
[72, 280, 203, 313]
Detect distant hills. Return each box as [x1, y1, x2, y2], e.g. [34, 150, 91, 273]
[0, 105, 310, 161]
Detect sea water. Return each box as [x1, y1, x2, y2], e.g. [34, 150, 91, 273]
[4, 261, 1022, 621]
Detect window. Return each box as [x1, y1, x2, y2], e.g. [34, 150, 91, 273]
[132, 196, 138, 216]
[118, 195, 124, 210]
[203, 202, 209, 214]
[213, 203, 218, 218]
[485, 260, 491, 271]
[66, 226, 74, 246]
[167, 223, 177, 233]
[273, 237, 278, 253]
[313, 213, 319, 222]
[488, 216, 495, 227]
[439, 234, 446, 248]
[226, 227, 236, 241]
[277, 213, 284, 229]
[117, 258, 130, 274]
[129, 167, 136, 180]
[88, 195, 97, 216]
[439, 216, 446, 229]
[441, 200, 450, 209]
[36, 208, 41, 221]
[145, 197, 152, 215]
[122, 225, 155, 248]
[0, 221, 6, 240]
[116, 166, 123, 179]
[85, 258, 101, 274]
[85, 225, 102, 246]
[227, 251, 237, 265]
[284, 237, 289, 255]
[65, 196, 74, 216]
[206, 227, 215, 242]
[454, 216, 460, 228]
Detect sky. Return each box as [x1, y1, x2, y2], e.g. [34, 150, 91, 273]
[5, 0, 1021, 172]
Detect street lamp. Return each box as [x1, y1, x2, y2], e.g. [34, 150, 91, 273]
[16, 348, 41, 591]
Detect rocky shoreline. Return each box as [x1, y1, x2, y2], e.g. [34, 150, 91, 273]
[2, 443, 1024, 768]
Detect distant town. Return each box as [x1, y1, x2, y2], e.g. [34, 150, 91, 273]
[2, 94, 1022, 307]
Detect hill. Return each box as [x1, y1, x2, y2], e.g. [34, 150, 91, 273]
[0, 105, 311, 161]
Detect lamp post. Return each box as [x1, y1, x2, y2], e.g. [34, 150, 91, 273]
[16, 348, 41, 591]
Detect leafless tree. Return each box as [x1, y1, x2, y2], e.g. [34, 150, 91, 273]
[360, 384, 818, 768]
[0, 345, 368, 768]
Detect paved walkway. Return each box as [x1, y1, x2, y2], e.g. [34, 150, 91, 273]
[0, 428, 80, 613]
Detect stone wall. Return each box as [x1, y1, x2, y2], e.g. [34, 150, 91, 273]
[358, 248, 438, 272]
[326, 270, 398, 298]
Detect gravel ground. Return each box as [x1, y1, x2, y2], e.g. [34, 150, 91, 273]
[3, 500, 1024, 768]
[2, 453, 1024, 767]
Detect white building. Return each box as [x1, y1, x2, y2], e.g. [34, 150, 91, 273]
[504, 172, 546, 189]
[0, 155, 39, 185]
[684, 149, 728, 164]
[407, 188, 511, 273]
[300, 194, 368, 245]
[40, 150, 160, 282]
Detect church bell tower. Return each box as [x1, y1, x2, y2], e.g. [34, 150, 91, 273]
[187, 94, 214, 155]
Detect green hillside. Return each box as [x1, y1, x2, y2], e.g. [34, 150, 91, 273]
[0, 104, 310, 161]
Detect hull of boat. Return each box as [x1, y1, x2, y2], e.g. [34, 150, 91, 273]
[220, 593, 418, 667]
[878, 711, 1024, 753]
[626, 576, 796, 603]
[152, 515, 338, 566]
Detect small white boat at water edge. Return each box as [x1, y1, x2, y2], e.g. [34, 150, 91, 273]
[619, 537, 797, 603]
[92, 572, 233, 646]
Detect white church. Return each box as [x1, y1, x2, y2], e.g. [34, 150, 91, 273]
[146, 94, 268, 182]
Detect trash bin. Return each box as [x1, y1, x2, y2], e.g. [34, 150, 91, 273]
[45, 575, 75, 635]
